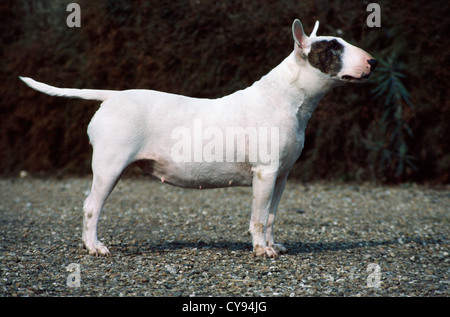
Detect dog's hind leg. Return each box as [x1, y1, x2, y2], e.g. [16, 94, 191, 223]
[82, 147, 132, 256]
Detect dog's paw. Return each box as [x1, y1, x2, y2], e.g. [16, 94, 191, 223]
[253, 245, 278, 258]
[272, 243, 288, 255]
[85, 242, 111, 257]
[253, 243, 288, 258]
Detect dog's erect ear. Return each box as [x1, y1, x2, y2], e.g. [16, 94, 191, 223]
[292, 19, 307, 48]
[310, 21, 319, 37]
[292, 19, 309, 58]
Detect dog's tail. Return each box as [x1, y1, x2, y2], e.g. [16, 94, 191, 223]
[19, 77, 116, 102]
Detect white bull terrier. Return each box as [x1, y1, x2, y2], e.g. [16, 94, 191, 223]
[20, 19, 377, 257]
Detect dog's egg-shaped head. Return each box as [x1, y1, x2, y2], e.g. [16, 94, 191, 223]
[292, 19, 377, 83]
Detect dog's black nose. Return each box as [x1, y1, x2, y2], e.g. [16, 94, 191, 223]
[368, 59, 378, 72]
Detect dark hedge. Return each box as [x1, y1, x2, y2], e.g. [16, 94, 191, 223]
[1, 0, 448, 183]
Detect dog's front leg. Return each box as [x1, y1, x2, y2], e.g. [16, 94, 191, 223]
[249, 170, 279, 257]
[265, 173, 289, 255]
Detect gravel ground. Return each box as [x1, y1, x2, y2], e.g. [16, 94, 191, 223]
[0, 177, 448, 297]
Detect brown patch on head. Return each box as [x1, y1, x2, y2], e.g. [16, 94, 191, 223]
[308, 39, 344, 76]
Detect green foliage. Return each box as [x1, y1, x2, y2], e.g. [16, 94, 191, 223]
[367, 53, 417, 181]
[371, 54, 412, 108]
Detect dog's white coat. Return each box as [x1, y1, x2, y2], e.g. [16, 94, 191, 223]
[20, 20, 375, 257]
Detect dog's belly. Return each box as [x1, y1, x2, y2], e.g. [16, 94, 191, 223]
[135, 160, 253, 189]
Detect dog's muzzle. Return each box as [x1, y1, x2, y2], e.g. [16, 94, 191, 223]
[342, 59, 378, 81]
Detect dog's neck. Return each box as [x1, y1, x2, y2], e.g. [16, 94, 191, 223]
[259, 51, 338, 120]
